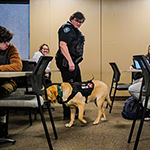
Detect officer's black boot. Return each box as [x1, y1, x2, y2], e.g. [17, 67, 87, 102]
[75, 107, 79, 119]
[63, 104, 70, 120]
[0, 123, 8, 138]
[0, 111, 8, 138]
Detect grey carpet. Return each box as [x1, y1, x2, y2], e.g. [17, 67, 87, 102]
[0, 101, 150, 150]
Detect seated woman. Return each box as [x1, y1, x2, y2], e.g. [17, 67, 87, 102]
[32, 43, 51, 70]
[32, 44, 52, 86]
[129, 45, 150, 80]
[128, 45, 150, 121]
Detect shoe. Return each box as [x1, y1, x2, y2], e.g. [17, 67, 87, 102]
[0, 123, 8, 138]
[144, 117, 150, 121]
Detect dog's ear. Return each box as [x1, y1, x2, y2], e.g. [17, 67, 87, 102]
[47, 90, 53, 101]
[47, 85, 58, 103]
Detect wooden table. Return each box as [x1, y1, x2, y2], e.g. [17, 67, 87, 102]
[121, 69, 142, 82]
[46, 69, 60, 72]
[121, 69, 142, 73]
[0, 71, 32, 78]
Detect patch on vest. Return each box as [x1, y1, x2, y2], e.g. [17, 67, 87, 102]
[79, 81, 94, 103]
[63, 27, 71, 33]
[81, 82, 94, 89]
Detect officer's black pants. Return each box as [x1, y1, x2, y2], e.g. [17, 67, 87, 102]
[56, 58, 82, 82]
[56, 58, 81, 119]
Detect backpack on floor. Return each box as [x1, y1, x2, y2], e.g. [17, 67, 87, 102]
[121, 96, 142, 120]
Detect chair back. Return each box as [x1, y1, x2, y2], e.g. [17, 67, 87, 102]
[30, 56, 53, 95]
[109, 62, 121, 83]
[133, 55, 150, 97]
[22, 60, 36, 71]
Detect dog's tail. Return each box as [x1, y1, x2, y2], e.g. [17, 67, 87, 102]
[106, 93, 112, 107]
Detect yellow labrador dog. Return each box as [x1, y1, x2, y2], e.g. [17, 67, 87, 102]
[44, 80, 112, 127]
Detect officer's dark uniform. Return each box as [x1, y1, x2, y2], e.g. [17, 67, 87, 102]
[56, 21, 85, 82]
[55, 21, 85, 119]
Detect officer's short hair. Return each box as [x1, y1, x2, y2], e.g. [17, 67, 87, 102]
[0, 26, 14, 43]
[69, 11, 85, 22]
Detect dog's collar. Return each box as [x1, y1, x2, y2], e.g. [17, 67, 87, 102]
[57, 85, 63, 104]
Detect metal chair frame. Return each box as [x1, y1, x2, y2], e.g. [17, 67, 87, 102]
[128, 55, 150, 150]
[107, 62, 131, 113]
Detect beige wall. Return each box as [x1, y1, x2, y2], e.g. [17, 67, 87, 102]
[30, 0, 150, 96]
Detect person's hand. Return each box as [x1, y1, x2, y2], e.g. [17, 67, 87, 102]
[68, 61, 75, 72]
[139, 78, 143, 82]
[129, 66, 133, 69]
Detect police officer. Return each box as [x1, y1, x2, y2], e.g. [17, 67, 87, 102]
[55, 11, 85, 119]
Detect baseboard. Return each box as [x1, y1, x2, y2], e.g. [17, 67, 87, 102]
[111, 96, 130, 101]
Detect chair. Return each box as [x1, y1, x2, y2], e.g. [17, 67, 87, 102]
[16, 59, 51, 92]
[0, 56, 58, 150]
[106, 62, 131, 113]
[128, 55, 150, 150]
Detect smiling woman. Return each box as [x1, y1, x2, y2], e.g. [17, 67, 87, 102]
[32, 43, 51, 70]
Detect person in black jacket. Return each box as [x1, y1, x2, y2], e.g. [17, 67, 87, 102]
[56, 11, 85, 119]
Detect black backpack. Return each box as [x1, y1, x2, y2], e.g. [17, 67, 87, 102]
[121, 96, 142, 120]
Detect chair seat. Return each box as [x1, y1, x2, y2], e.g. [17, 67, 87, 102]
[0, 92, 44, 108]
[114, 83, 131, 90]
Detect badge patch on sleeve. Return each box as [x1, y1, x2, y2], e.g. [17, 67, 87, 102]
[63, 27, 71, 33]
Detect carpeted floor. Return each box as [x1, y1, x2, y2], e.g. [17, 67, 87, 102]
[0, 101, 150, 150]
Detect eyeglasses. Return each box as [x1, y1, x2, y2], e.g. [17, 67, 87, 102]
[42, 48, 49, 50]
[74, 19, 84, 24]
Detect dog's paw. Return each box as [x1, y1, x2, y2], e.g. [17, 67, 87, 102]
[93, 121, 99, 125]
[82, 120, 87, 124]
[79, 119, 87, 124]
[101, 117, 106, 121]
[65, 123, 73, 128]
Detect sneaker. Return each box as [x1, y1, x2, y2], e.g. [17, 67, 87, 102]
[144, 117, 150, 121]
